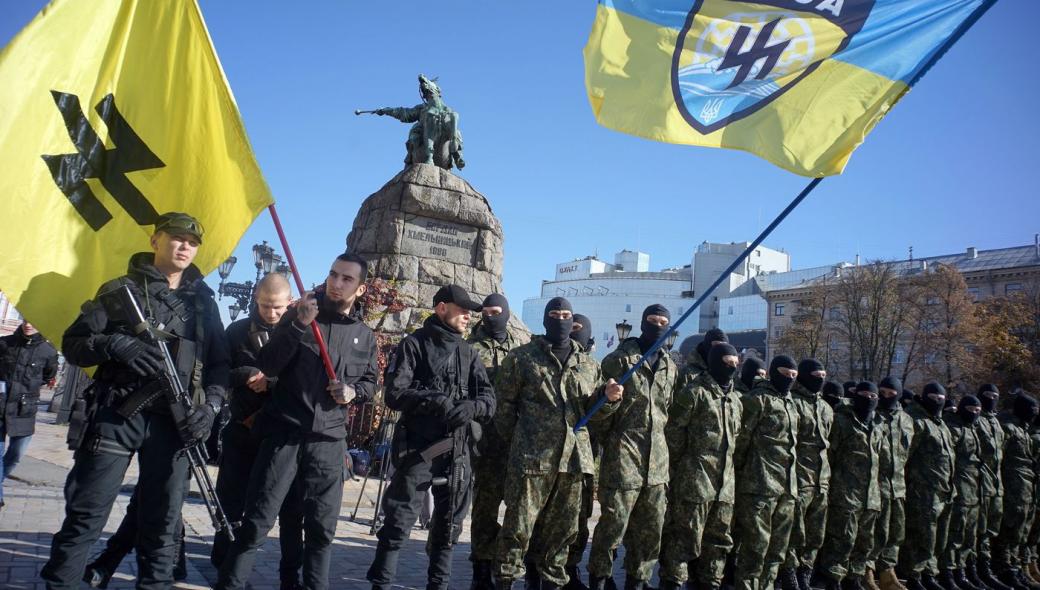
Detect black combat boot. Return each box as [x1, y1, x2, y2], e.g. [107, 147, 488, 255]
[965, 562, 991, 590]
[781, 569, 801, 590]
[590, 577, 608, 590]
[996, 568, 1026, 590]
[471, 560, 495, 590]
[565, 566, 590, 590]
[844, 576, 866, 590]
[939, 570, 963, 590]
[819, 573, 840, 590]
[905, 578, 927, 590]
[525, 561, 541, 590]
[659, 580, 684, 590]
[541, 579, 563, 590]
[978, 560, 1011, 590]
[956, 568, 980, 590]
[625, 577, 647, 590]
[1014, 569, 1040, 590]
[797, 567, 814, 590]
[923, 573, 946, 590]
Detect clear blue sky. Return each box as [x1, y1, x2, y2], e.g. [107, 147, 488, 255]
[4, 1, 1038, 313]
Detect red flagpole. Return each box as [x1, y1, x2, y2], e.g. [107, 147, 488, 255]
[266, 204, 337, 381]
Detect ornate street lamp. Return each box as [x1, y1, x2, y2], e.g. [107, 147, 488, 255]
[228, 303, 242, 321]
[218, 256, 237, 281]
[665, 330, 680, 351]
[275, 262, 291, 279]
[615, 319, 632, 341]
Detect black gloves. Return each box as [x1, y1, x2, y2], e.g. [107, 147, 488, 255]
[444, 400, 477, 429]
[181, 402, 216, 445]
[104, 334, 164, 377]
[427, 395, 454, 418]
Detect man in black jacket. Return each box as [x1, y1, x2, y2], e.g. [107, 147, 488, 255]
[0, 321, 59, 509]
[367, 284, 496, 590]
[210, 272, 304, 589]
[216, 252, 378, 590]
[42, 212, 230, 589]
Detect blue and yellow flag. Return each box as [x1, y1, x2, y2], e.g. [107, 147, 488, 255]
[584, 0, 995, 176]
[0, 0, 273, 346]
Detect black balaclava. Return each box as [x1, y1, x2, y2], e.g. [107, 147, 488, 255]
[708, 343, 739, 388]
[1012, 394, 1039, 425]
[878, 376, 903, 411]
[638, 304, 671, 353]
[769, 355, 798, 394]
[978, 383, 1000, 413]
[741, 357, 766, 391]
[571, 314, 593, 350]
[958, 394, 982, 425]
[921, 381, 947, 418]
[843, 381, 858, 399]
[901, 389, 916, 408]
[543, 297, 573, 347]
[697, 328, 729, 364]
[822, 380, 844, 408]
[854, 381, 879, 422]
[796, 358, 825, 394]
[481, 293, 510, 342]
[944, 397, 956, 413]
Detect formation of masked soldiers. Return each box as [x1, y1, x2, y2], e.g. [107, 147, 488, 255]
[32, 213, 1040, 590]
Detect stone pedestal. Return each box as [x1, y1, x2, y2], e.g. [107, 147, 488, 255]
[347, 164, 529, 338]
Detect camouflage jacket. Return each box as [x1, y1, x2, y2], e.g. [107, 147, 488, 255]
[999, 412, 1035, 505]
[790, 383, 834, 491]
[944, 412, 983, 506]
[494, 336, 617, 476]
[877, 405, 914, 499]
[827, 405, 881, 510]
[674, 352, 707, 396]
[665, 370, 742, 503]
[734, 381, 799, 498]
[977, 410, 1005, 498]
[1031, 424, 1040, 508]
[905, 402, 956, 500]
[469, 322, 527, 458]
[598, 338, 677, 490]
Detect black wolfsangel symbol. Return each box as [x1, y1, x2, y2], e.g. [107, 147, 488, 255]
[718, 18, 791, 89]
[41, 91, 164, 231]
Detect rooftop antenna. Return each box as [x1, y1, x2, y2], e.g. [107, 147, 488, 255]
[909, 246, 913, 262]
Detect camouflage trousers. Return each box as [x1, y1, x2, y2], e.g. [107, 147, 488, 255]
[1024, 503, 1040, 563]
[869, 496, 906, 571]
[976, 495, 1003, 562]
[785, 486, 828, 570]
[898, 492, 952, 577]
[658, 496, 734, 586]
[733, 493, 796, 590]
[818, 504, 878, 581]
[469, 453, 507, 562]
[941, 502, 980, 570]
[588, 483, 667, 582]
[496, 471, 584, 586]
[531, 473, 595, 569]
[993, 496, 1034, 568]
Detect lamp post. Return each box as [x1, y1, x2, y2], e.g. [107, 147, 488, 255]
[218, 241, 286, 319]
[228, 303, 242, 321]
[615, 319, 632, 342]
[665, 330, 680, 351]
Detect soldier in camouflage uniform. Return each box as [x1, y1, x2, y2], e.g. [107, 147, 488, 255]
[658, 343, 743, 590]
[676, 328, 728, 393]
[468, 294, 528, 589]
[871, 376, 914, 590]
[993, 394, 1039, 590]
[940, 395, 984, 590]
[823, 380, 846, 410]
[1024, 415, 1040, 587]
[975, 384, 1010, 590]
[898, 382, 956, 590]
[733, 354, 800, 590]
[817, 381, 882, 590]
[588, 304, 678, 590]
[782, 359, 834, 590]
[737, 356, 766, 395]
[494, 298, 623, 590]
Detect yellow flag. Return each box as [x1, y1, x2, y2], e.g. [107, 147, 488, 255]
[0, 0, 273, 346]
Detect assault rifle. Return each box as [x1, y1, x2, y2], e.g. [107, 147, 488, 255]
[98, 284, 235, 542]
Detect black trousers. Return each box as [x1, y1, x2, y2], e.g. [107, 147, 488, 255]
[212, 422, 304, 583]
[41, 406, 189, 590]
[215, 430, 345, 590]
[366, 450, 472, 590]
[87, 486, 186, 576]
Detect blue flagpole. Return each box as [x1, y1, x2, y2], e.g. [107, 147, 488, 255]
[574, 177, 824, 432]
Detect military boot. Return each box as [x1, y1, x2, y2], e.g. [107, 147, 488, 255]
[1026, 565, 1040, 586]
[542, 580, 563, 590]
[471, 560, 495, 590]
[781, 569, 801, 590]
[996, 568, 1028, 590]
[844, 576, 867, 590]
[1015, 569, 1040, 590]
[965, 562, 993, 590]
[865, 569, 882, 590]
[590, 577, 608, 590]
[923, 573, 947, 590]
[659, 580, 684, 590]
[565, 566, 590, 590]
[939, 570, 963, 590]
[978, 560, 1011, 590]
[624, 578, 647, 590]
[795, 567, 813, 590]
[526, 561, 542, 590]
[955, 568, 979, 590]
[905, 578, 927, 590]
[880, 569, 908, 590]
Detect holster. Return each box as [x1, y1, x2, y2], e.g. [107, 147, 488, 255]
[67, 383, 101, 451]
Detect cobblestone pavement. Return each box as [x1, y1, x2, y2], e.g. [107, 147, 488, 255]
[0, 395, 612, 589]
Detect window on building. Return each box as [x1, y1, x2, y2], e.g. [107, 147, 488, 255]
[774, 327, 785, 338]
[625, 304, 631, 312]
[829, 308, 841, 321]
[774, 303, 785, 316]
[1006, 283, 1023, 295]
[893, 346, 907, 365]
[728, 306, 734, 315]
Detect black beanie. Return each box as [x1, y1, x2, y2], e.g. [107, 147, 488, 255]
[796, 358, 825, 393]
[857, 381, 879, 394]
[1013, 394, 1038, 423]
[879, 376, 903, 392]
[769, 355, 798, 394]
[741, 356, 766, 390]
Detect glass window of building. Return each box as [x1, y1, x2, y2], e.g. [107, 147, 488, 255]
[625, 304, 631, 312]
[774, 302, 785, 316]
[1006, 282, 1023, 295]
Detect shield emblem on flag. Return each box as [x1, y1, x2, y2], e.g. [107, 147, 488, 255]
[671, 0, 875, 134]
